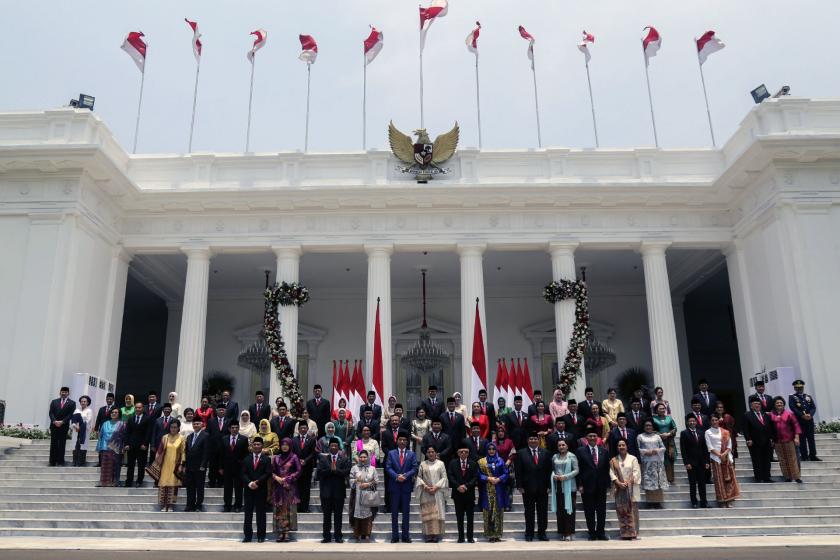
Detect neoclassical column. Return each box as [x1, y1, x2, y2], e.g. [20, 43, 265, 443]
[174, 246, 212, 409]
[724, 240, 762, 400]
[272, 245, 301, 401]
[458, 243, 487, 403]
[98, 247, 132, 384]
[641, 242, 686, 424]
[548, 242, 586, 402]
[365, 244, 393, 399]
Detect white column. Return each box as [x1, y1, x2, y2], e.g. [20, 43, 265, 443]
[671, 297, 694, 404]
[458, 243, 487, 403]
[365, 244, 393, 399]
[98, 247, 131, 385]
[641, 242, 686, 424]
[174, 246, 212, 409]
[272, 245, 301, 402]
[548, 242, 586, 402]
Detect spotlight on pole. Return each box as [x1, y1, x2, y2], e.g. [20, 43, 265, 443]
[772, 85, 791, 98]
[750, 84, 770, 104]
[68, 93, 95, 111]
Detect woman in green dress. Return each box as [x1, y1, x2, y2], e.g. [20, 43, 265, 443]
[651, 403, 678, 483]
[550, 439, 579, 541]
[120, 394, 135, 422]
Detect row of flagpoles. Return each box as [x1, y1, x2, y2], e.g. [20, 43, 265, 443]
[331, 359, 366, 418]
[494, 357, 536, 411]
[120, 6, 725, 154]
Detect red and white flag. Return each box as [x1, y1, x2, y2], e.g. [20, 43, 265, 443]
[578, 30, 595, 64]
[371, 299, 385, 408]
[332, 360, 340, 413]
[420, 0, 448, 52]
[510, 358, 522, 403]
[522, 358, 535, 409]
[494, 359, 508, 407]
[465, 21, 481, 55]
[299, 34, 318, 64]
[247, 29, 267, 64]
[121, 31, 147, 73]
[340, 360, 352, 404]
[642, 26, 661, 66]
[518, 25, 535, 69]
[469, 300, 488, 405]
[502, 358, 514, 405]
[696, 30, 725, 65]
[364, 26, 384, 65]
[185, 19, 202, 62]
[349, 360, 366, 418]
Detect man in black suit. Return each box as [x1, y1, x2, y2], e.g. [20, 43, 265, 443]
[680, 414, 710, 508]
[316, 438, 352, 543]
[632, 388, 651, 416]
[206, 404, 231, 488]
[515, 433, 552, 541]
[562, 399, 585, 439]
[219, 390, 239, 420]
[270, 402, 296, 441]
[693, 379, 718, 417]
[750, 380, 773, 413]
[93, 392, 116, 434]
[392, 403, 411, 433]
[248, 391, 272, 423]
[241, 437, 271, 543]
[576, 426, 611, 541]
[625, 398, 648, 433]
[360, 391, 383, 425]
[441, 398, 467, 444]
[421, 419, 452, 465]
[607, 413, 638, 459]
[292, 422, 317, 512]
[527, 390, 544, 417]
[688, 398, 710, 430]
[150, 403, 175, 455]
[355, 407, 380, 443]
[743, 396, 776, 483]
[145, 391, 163, 420]
[220, 420, 249, 512]
[447, 445, 478, 543]
[547, 417, 578, 454]
[306, 385, 331, 436]
[183, 418, 210, 511]
[462, 422, 488, 462]
[477, 389, 496, 437]
[124, 402, 151, 487]
[504, 395, 529, 450]
[420, 385, 445, 422]
[48, 387, 75, 467]
[579, 387, 597, 420]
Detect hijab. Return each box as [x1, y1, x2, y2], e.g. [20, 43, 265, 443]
[276, 438, 295, 466]
[485, 441, 501, 466]
[239, 411, 256, 436]
[259, 418, 271, 435]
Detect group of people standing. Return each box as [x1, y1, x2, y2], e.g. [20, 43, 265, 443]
[45, 375, 820, 543]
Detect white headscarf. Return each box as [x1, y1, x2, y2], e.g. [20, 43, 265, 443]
[239, 410, 257, 438]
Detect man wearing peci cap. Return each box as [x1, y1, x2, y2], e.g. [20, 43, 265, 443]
[743, 396, 776, 483]
[241, 436, 271, 542]
[514, 432, 552, 541]
[692, 379, 718, 417]
[789, 380, 820, 461]
[317, 437, 351, 543]
[749, 380, 773, 413]
[575, 426, 611, 541]
[385, 432, 418, 543]
[48, 387, 76, 467]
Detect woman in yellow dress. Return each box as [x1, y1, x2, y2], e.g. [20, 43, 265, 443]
[257, 418, 280, 455]
[601, 388, 625, 429]
[156, 420, 185, 512]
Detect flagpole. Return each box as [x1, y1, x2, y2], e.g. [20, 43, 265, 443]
[642, 40, 659, 148]
[245, 59, 256, 152]
[474, 53, 483, 150]
[530, 46, 542, 148]
[362, 55, 367, 150]
[132, 69, 145, 154]
[304, 63, 312, 152]
[584, 61, 599, 148]
[696, 44, 716, 147]
[419, 31, 425, 128]
[188, 57, 201, 153]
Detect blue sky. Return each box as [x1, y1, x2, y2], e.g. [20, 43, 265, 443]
[2, 0, 837, 153]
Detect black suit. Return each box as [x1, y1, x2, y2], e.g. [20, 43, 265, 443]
[306, 398, 331, 436]
[750, 392, 773, 413]
[688, 411, 710, 431]
[576, 444, 611, 538]
[515, 446, 552, 539]
[625, 410, 648, 434]
[150, 415, 176, 453]
[421, 431, 452, 465]
[220, 433, 250, 509]
[316, 453, 352, 540]
[578, 400, 598, 421]
[440, 411, 467, 445]
[271, 415, 296, 441]
[504, 409, 530, 450]
[547, 430, 579, 455]
[607, 426, 638, 459]
[184, 429, 210, 510]
[124, 413, 151, 484]
[206, 415, 231, 487]
[219, 400, 239, 420]
[248, 402, 272, 423]
[420, 398, 445, 422]
[693, 392, 718, 417]
[680, 428, 710, 505]
[562, 412, 586, 439]
[241, 453, 271, 541]
[292, 435, 317, 512]
[742, 410, 776, 482]
[145, 402, 163, 421]
[359, 402, 382, 426]
[94, 404, 116, 433]
[462, 436, 488, 462]
[447, 457, 478, 541]
[354, 418, 380, 443]
[48, 397, 76, 466]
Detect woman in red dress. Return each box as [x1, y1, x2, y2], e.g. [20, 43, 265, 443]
[714, 401, 738, 458]
[469, 402, 491, 439]
[529, 401, 554, 449]
[194, 396, 214, 428]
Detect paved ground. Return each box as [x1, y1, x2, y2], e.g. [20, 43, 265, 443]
[1, 536, 840, 557]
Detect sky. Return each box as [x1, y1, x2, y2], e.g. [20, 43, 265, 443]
[2, 0, 838, 154]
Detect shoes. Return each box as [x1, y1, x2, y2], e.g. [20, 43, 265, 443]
[184, 507, 195, 512]
[597, 534, 609, 541]
[537, 534, 549, 541]
[335, 538, 344, 543]
[257, 538, 265, 543]
[196, 505, 205, 512]
[241, 538, 252, 543]
[390, 538, 399, 543]
[467, 538, 475, 543]
[321, 538, 331, 543]
[223, 506, 231, 512]
[801, 456, 809, 461]
[401, 538, 412, 543]
[764, 479, 775, 483]
[701, 502, 710, 508]
[796, 479, 803, 483]
[135, 481, 143, 488]
[587, 535, 596, 541]
[691, 503, 698, 509]
[234, 507, 242, 513]
[457, 538, 465, 543]
[811, 457, 822, 461]
[525, 536, 533, 542]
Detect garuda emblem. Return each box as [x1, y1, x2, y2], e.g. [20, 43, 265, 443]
[389, 121, 459, 182]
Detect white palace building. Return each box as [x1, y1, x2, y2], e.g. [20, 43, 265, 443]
[2, 97, 840, 427]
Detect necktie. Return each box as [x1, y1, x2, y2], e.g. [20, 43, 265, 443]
[692, 430, 698, 442]
[481, 403, 486, 414]
[703, 392, 709, 406]
[591, 446, 598, 466]
[219, 418, 223, 430]
[191, 433, 196, 447]
[757, 412, 764, 425]
[316, 398, 321, 406]
[532, 449, 538, 465]
[332, 455, 337, 467]
[230, 436, 235, 450]
[136, 415, 140, 423]
[61, 399, 65, 408]
[164, 417, 170, 429]
[621, 428, 626, 440]
[393, 431, 398, 443]
[253, 454, 259, 470]
[434, 433, 438, 440]
[279, 418, 284, 429]
[517, 412, 522, 425]
[760, 395, 766, 407]
[399, 450, 405, 466]
[634, 412, 639, 423]
[697, 414, 703, 427]
[450, 413, 455, 423]
[257, 404, 261, 415]
[300, 438, 304, 450]
[461, 461, 467, 476]
[474, 437, 479, 449]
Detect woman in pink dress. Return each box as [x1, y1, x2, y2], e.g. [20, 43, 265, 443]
[549, 389, 569, 421]
[770, 397, 802, 483]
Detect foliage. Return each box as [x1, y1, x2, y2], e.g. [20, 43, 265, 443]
[542, 279, 590, 396]
[202, 371, 235, 404]
[817, 420, 840, 434]
[615, 367, 653, 404]
[264, 282, 311, 414]
[0, 424, 51, 440]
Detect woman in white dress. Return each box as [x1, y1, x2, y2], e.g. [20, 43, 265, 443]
[414, 446, 449, 542]
[349, 449, 379, 542]
[452, 392, 468, 418]
[609, 439, 642, 540]
[70, 395, 94, 466]
[179, 408, 195, 437]
[411, 408, 432, 460]
[167, 392, 183, 421]
[238, 410, 257, 440]
[636, 419, 668, 508]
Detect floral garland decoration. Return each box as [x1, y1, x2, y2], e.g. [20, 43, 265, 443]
[263, 282, 311, 411]
[542, 279, 590, 396]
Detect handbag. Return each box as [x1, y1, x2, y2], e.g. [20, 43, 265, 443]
[359, 484, 384, 507]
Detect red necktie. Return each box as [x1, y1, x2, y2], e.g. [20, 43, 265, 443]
[300, 438, 304, 450]
[393, 431, 398, 443]
[621, 428, 626, 440]
[757, 413, 764, 425]
[760, 396, 766, 408]
[332, 455, 337, 468]
[230, 436, 235, 450]
[481, 403, 486, 414]
[697, 415, 703, 427]
[592, 447, 598, 466]
[461, 462, 467, 476]
[253, 455, 259, 470]
[399, 450, 405, 466]
[532, 449, 538, 465]
[61, 399, 65, 408]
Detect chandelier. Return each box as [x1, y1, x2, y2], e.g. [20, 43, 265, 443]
[579, 265, 616, 374]
[237, 334, 271, 372]
[401, 269, 450, 373]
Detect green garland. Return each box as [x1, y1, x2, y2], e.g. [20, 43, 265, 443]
[263, 282, 310, 410]
[543, 279, 590, 396]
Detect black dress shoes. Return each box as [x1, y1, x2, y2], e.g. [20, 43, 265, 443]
[537, 534, 549, 541]
[335, 537, 344, 543]
[257, 538, 265, 543]
[457, 538, 465, 543]
[467, 538, 475, 543]
[223, 506, 231, 512]
[597, 533, 609, 541]
[401, 538, 412, 543]
[525, 536, 533, 542]
[587, 535, 596, 541]
[241, 538, 252, 543]
[391, 538, 399, 543]
[321, 538, 331, 543]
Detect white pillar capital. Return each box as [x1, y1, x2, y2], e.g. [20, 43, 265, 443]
[271, 244, 302, 259]
[365, 243, 394, 257]
[113, 246, 133, 264]
[639, 241, 672, 257]
[547, 241, 579, 259]
[457, 243, 487, 257]
[180, 245, 213, 260]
